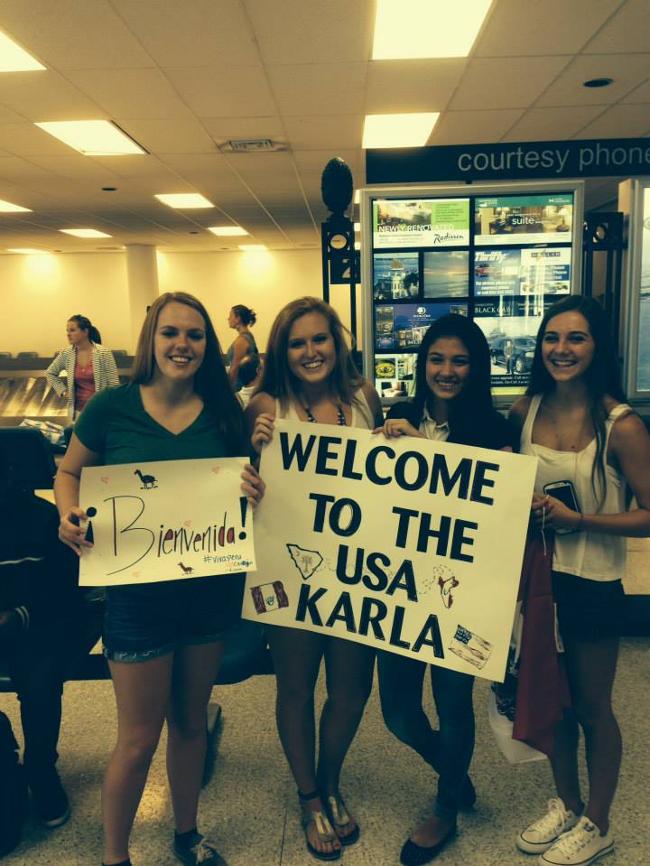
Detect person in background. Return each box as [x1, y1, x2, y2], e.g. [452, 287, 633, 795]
[46, 315, 120, 420]
[375, 314, 515, 866]
[55, 292, 264, 866]
[247, 297, 383, 862]
[236, 353, 261, 408]
[0, 450, 102, 831]
[226, 304, 259, 391]
[510, 296, 650, 866]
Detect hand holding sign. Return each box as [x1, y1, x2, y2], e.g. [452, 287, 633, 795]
[78, 457, 257, 587]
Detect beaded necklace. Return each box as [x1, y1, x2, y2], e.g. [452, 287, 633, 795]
[302, 402, 346, 426]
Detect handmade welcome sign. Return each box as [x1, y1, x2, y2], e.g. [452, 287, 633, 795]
[79, 457, 256, 587]
[242, 419, 536, 681]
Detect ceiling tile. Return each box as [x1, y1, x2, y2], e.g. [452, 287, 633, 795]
[267, 63, 367, 116]
[164, 66, 276, 117]
[536, 53, 650, 106]
[0, 0, 154, 69]
[0, 70, 102, 121]
[432, 109, 524, 144]
[245, 0, 372, 64]
[114, 118, 216, 155]
[622, 77, 650, 103]
[64, 69, 196, 120]
[366, 59, 466, 113]
[584, 0, 650, 54]
[505, 105, 609, 141]
[0, 123, 77, 156]
[283, 115, 363, 150]
[201, 116, 285, 143]
[476, 0, 624, 56]
[575, 103, 650, 137]
[450, 57, 571, 110]
[111, 0, 260, 67]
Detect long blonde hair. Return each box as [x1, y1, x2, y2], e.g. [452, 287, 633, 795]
[259, 297, 362, 410]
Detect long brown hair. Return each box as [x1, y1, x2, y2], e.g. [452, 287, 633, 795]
[131, 292, 246, 454]
[259, 296, 362, 410]
[527, 295, 626, 506]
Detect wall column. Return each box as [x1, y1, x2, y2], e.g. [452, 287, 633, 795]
[126, 244, 159, 349]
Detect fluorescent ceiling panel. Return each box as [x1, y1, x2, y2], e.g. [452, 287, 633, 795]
[208, 225, 249, 236]
[7, 248, 48, 254]
[155, 193, 214, 209]
[0, 199, 31, 212]
[362, 112, 439, 148]
[35, 120, 146, 155]
[59, 228, 112, 238]
[373, 0, 492, 59]
[0, 31, 45, 71]
[239, 244, 267, 251]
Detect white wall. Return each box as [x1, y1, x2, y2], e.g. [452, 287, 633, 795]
[0, 247, 362, 357]
[157, 248, 322, 352]
[0, 252, 130, 356]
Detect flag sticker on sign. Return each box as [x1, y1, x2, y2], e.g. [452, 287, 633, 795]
[250, 581, 290, 614]
[449, 625, 492, 669]
[287, 544, 324, 580]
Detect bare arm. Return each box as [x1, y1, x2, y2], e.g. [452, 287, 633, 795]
[227, 336, 249, 386]
[54, 433, 101, 554]
[361, 380, 385, 428]
[539, 413, 650, 537]
[245, 391, 277, 455]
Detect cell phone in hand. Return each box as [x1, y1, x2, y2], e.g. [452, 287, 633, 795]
[543, 480, 581, 535]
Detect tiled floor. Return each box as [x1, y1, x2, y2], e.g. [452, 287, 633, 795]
[1, 637, 648, 866]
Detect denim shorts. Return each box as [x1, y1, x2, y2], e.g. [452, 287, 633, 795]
[103, 573, 244, 662]
[553, 571, 625, 641]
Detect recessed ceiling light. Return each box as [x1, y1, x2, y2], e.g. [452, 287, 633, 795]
[238, 244, 267, 251]
[155, 193, 214, 209]
[583, 77, 614, 88]
[7, 248, 48, 254]
[35, 120, 146, 155]
[372, 0, 492, 59]
[59, 228, 112, 239]
[0, 198, 31, 212]
[362, 113, 439, 148]
[208, 225, 249, 237]
[0, 31, 45, 71]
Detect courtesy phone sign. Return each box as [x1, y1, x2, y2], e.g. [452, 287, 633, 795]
[78, 457, 256, 586]
[242, 420, 536, 682]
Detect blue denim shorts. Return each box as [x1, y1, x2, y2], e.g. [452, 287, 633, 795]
[103, 574, 244, 662]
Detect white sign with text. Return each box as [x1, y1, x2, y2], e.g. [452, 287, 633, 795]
[79, 457, 256, 586]
[242, 420, 536, 681]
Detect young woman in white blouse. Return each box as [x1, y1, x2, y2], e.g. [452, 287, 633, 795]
[510, 296, 650, 866]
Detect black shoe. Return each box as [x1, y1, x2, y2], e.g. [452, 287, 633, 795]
[399, 822, 457, 866]
[459, 775, 476, 810]
[29, 769, 70, 828]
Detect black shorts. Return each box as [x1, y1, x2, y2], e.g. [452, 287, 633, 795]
[552, 571, 625, 641]
[103, 573, 244, 662]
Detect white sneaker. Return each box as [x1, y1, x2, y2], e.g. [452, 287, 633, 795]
[539, 817, 614, 866]
[517, 798, 580, 854]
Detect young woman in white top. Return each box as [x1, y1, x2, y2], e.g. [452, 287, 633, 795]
[510, 296, 650, 866]
[247, 297, 383, 862]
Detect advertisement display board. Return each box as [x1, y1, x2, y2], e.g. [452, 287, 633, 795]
[637, 187, 650, 391]
[363, 182, 582, 402]
[373, 198, 470, 249]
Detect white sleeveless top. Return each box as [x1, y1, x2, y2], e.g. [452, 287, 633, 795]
[275, 388, 375, 431]
[521, 394, 631, 582]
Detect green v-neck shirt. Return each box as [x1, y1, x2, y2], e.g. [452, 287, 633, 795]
[74, 383, 231, 465]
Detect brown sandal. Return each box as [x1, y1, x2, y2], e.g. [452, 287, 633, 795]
[299, 790, 342, 862]
[327, 794, 360, 846]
